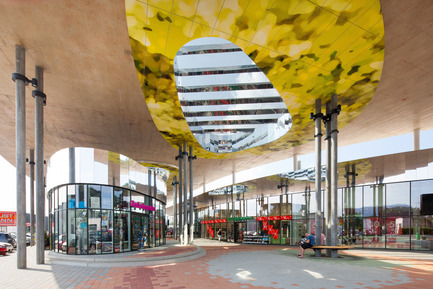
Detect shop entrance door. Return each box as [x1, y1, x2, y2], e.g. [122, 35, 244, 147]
[234, 222, 247, 243]
[281, 220, 291, 245]
[131, 213, 149, 251]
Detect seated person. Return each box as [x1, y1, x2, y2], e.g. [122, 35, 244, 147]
[298, 232, 315, 258]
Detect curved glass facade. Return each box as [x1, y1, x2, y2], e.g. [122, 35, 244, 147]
[47, 148, 167, 254]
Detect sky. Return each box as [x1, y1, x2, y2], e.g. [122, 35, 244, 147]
[1, 129, 433, 212]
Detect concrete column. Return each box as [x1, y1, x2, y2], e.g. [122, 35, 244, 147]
[188, 146, 195, 243]
[35, 66, 45, 264]
[69, 148, 75, 183]
[183, 142, 188, 245]
[178, 146, 183, 243]
[313, 99, 322, 256]
[172, 177, 178, 240]
[29, 149, 35, 246]
[15, 45, 27, 269]
[330, 94, 339, 258]
[414, 128, 420, 151]
[325, 102, 332, 256]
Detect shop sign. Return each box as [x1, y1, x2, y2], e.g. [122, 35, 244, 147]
[0, 211, 17, 226]
[200, 219, 227, 224]
[130, 200, 155, 211]
[257, 215, 292, 221]
[227, 216, 253, 222]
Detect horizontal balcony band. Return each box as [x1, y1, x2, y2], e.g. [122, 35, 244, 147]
[176, 72, 270, 87]
[181, 103, 288, 113]
[178, 89, 281, 101]
[185, 113, 287, 122]
[175, 51, 255, 70]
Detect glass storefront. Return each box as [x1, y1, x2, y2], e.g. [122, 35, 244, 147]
[46, 147, 168, 255]
[198, 178, 433, 251]
[49, 183, 165, 254]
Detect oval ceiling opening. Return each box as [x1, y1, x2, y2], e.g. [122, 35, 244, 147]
[174, 37, 292, 153]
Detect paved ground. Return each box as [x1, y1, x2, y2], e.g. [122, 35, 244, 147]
[1, 238, 433, 289]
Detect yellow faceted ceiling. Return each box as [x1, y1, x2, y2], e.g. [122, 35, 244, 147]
[126, 0, 384, 159]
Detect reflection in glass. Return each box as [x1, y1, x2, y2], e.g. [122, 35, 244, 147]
[59, 186, 67, 210]
[67, 185, 76, 209]
[75, 209, 88, 254]
[76, 185, 87, 208]
[88, 210, 101, 254]
[89, 185, 101, 208]
[101, 186, 113, 209]
[67, 209, 75, 254]
[174, 37, 292, 153]
[101, 210, 113, 254]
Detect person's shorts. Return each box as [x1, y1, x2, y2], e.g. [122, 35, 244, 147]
[301, 243, 313, 249]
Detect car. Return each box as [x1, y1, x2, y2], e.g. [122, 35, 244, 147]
[0, 244, 6, 256]
[0, 242, 13, 253]
[0, 233, 16, 249]
[26, 233, 31, 246]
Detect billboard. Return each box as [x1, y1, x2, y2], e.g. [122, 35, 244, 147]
[0, 211, 17, 226]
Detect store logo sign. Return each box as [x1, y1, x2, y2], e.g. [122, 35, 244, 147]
[0, 211, 17, 226]
[130, 200, 156, 211]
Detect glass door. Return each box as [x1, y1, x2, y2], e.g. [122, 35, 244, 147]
[234, 222, 247, 243]
[131, 213, 149, 251]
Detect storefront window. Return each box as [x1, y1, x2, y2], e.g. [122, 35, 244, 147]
[76, 185, 87, 208]
[67, 185, 76, 209]
[101, 186, 113, 209]
[67, 209, 75, 254]
[220, 203, 227, 219]
[257, 196, 268, 217]
[342, 187, 363, 246]
[101, 210, 113, 253]
[59, 209, 66, 253]
[292, 193, 306, 219]
[54, 210, 59, 252]
[88, 210, 101, 254]
[234, 200, 241, 217]
[123, 189, 130, 211]
[386, 183, 410, 249]
[411, 180, 433, 250]
[246, 199, 256, 217]
[59, 186, 67, 210]
[363, 185, 385, 248]
[131, 192, 144, 213]
[75, 209, 88, 254]
[89, 185, 101, 208]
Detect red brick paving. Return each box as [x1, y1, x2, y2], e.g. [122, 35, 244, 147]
[71, 244, 433, 289]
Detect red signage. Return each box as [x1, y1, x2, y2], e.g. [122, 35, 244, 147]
[257, 215, 292, 221]
[0, 211, 17, 226]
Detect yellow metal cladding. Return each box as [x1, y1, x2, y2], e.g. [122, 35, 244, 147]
[126, 0, 384, 159]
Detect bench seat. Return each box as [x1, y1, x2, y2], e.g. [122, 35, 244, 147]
[312, 245, 354, 250]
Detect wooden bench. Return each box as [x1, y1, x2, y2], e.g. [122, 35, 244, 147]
[309, 245, 354, 257]
[312, 245, 355, 250]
